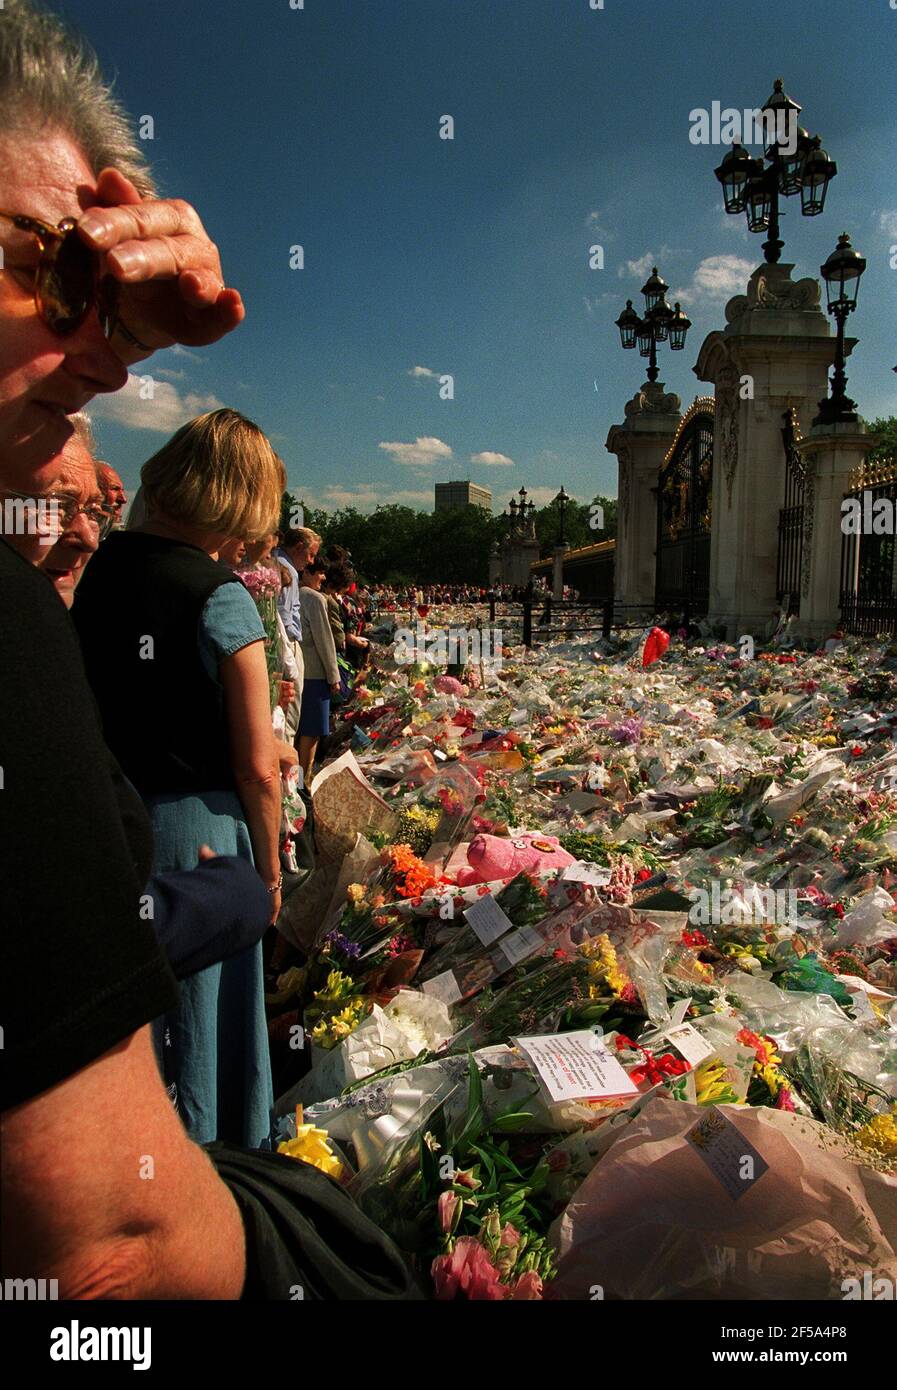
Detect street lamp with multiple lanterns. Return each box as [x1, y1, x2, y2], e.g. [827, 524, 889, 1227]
[507, 485, 536, 533]
[814, 232, 866, 426]
[714, 79, 837, 265]
[615, 267, 691, 380]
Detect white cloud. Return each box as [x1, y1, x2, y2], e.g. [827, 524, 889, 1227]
[154, 367, 188, 381]
[523, 486, 576, 507]
[378, 435, 452, 466]
[408, 365, 439, 380]
[671, 254, 754, 306]
[470, 450, 514, 467]
[583, 291, 617, 317]
[877, 210, 897, 237]
[718, 210, 750, 237]
[618, 252, 656, 281]
[90, 374, 226, 432]
[168, 344, 205, 362]
[586, 209, 613, 239]
[303, 482, 434, 513]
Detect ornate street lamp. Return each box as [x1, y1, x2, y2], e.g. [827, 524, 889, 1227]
[615, 266, 689, 382]
[814, 232, 866, 426]
[668, 303, 692, 351]
[714, 79, 837, 264]
[640, 266, 668, 312]
[615, 299, 640, 349]
[554, 485, 569, 545]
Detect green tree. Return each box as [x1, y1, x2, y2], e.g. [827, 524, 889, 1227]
[534, 492, 617, 552]
[421, 505, 498, 584]
[863, 416, 897, 462]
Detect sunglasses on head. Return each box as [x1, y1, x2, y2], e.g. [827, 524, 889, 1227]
[0, 209, 120, 338]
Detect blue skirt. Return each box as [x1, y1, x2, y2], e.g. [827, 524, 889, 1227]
[147, 789, 273, 1150]
[298, 678, 331, 738]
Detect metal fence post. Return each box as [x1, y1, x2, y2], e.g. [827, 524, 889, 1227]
[522, 597, 532, 649]
[603, 598, 612, 640]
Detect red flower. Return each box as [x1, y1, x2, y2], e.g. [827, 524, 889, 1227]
[636, 868, 652, 882]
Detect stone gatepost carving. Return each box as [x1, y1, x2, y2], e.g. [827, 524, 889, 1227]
[694, 261, 849, 640]
[606, 380, 682, 613]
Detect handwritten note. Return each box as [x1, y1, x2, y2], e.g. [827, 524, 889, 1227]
[514, 1031, 639, 1104]
[421, 969, 462, 1006]
[465, 893, 515, 947]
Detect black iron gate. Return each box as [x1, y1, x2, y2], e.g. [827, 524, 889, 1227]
[840, 456, 897, 636]
[777, 407, 806, 615]
[655, 400, 713, 619]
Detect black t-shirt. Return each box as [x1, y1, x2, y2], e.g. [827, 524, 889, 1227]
[0, 540, 178, 1111]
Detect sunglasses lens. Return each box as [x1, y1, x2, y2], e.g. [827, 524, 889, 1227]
[37, 229, 97, 335]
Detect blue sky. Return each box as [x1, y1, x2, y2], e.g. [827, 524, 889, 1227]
[62, 0, 897, 512]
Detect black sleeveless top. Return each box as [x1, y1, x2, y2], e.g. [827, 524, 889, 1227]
[73, 531, 243, 795]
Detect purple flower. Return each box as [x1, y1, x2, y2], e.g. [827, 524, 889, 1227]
[323, 929, 361, 960]
[610, 717, 644, 745]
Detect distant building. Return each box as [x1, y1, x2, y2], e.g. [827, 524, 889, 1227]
[434, 481, 492, 513]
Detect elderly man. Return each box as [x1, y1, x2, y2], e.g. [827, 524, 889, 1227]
[274, 525, 322, 741]
[0, 416, 109, 605]
[96, 460, 128, 529]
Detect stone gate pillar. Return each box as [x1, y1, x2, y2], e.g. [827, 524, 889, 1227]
[694, 262, 850, 640]
[606, 380, 681, 613]
[796, 421, 878, 642]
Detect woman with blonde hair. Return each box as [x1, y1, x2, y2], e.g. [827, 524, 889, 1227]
[74, 407, 285, 1148]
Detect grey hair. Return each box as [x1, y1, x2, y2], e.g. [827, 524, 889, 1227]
[0, 0, 155, 195]
[68, 411, 96, 455]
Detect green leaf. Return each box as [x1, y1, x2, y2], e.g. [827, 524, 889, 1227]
[489, 1110, 534, 1132]
[453, 1053, 485, 1155]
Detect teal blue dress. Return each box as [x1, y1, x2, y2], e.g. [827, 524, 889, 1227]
[149, 584, 274, 1149]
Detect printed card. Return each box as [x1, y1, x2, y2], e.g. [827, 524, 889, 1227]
[497, 925, 543, 968]
[685, 1106, 769, 1200]
[662, 1022, 717, 1067]
[562, 861, 613, 887]
[514, 1030, 639, 1104]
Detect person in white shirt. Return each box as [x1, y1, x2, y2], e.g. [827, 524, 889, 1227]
[295, 559, 340, 782]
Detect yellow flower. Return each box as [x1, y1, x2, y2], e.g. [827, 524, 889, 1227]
[581, 934, 630, 998]
[278, 1123, 344, 1180]
[694, 1057, 740, 1106]
[853, 1109, 897, 1159]
[755, 1062, 784, 1097]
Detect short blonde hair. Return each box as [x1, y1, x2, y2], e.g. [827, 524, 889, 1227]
[140, 409, 285, 542]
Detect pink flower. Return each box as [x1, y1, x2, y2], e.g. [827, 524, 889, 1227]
[775, 1087, 796, 1112]
[431, 1238, 507, 1300]
[499, 1223, 520, 1249]
[437, 1191, 460, 1234]
[508, 1270, 543, 1300]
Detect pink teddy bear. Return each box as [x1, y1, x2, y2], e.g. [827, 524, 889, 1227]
[453, 831, 574, 886]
